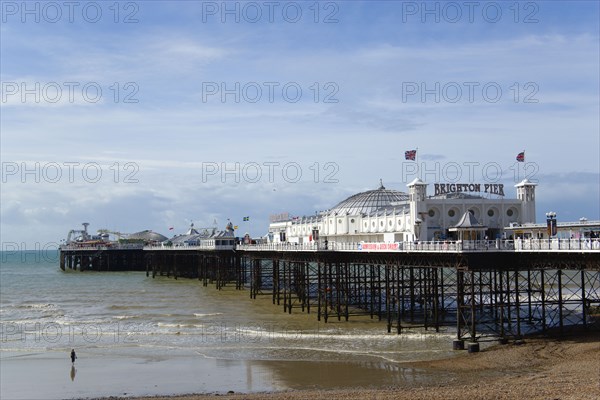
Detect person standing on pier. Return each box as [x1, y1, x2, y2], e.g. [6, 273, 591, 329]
[70, 349, 77, 364]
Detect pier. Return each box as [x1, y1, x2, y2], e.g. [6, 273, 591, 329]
[60, 244, 145, 272]
[60, 238, 600, 348]
[58, 180, 600, 347]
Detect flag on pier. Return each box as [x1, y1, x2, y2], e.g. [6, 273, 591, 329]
[243, 216, 250, 221]
[516, 151, 525, 162]
[405, 149, 417, 161]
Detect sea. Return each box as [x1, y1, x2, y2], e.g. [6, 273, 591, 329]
[0, 250, 458, 399]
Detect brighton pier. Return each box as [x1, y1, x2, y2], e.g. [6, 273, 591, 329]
[59, 180, 600, 350]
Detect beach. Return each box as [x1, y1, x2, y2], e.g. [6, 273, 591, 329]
[108, 331, 600, 400]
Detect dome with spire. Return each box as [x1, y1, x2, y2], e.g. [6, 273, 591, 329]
[127, 230, 168, 243]
[328, 180, 409, 216]
[185, 222, 199, 235]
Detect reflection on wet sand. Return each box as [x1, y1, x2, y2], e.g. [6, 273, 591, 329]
[248, 359, 450, 390]
[70, 365, 76, 382]
[208, 357, 439, 392]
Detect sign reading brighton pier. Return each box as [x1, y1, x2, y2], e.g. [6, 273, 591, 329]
[434, 183, 505, 196]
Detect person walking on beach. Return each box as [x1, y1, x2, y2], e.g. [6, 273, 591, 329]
[70, 349, 77, 364]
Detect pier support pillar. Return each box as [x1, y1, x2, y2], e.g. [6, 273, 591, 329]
[453, 340, 465, 350]
[467, 342, 480, 353]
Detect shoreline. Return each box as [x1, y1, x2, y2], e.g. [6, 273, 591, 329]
[91, 330, 600, 400]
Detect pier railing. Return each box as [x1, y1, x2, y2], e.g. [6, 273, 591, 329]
[236, 240, 495, 252]
[59, 243, 144, 251]
[237, 238, 600, 253]
[143, 244, 235, 251]
[513, 237, 600, 252]
[61, 239, 600, 253]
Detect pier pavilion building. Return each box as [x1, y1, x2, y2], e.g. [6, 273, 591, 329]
[167, 222, 236, 248]
[268, 178, 538, 244]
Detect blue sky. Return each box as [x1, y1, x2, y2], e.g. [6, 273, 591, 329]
[1, 0, 599, 247]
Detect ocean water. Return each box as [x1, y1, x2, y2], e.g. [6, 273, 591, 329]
[1, 251, 457, 399]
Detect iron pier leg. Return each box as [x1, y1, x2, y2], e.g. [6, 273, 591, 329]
[386, 264, 391, 333]
[397, 266, 403, 334]
[317, 262, 322, 322]
[515, 271, 521, 339]
[558, 269, 563, 334]
[541, 269, 546, 332]
[581, 270, 587, 328]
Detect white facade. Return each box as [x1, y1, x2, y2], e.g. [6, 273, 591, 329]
[268, 179, 537, 244]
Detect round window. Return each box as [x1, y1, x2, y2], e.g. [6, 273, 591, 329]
[389, 220, 392, 226]
[448, 209, 455, 217]
[372, 222, 375, 227]
[338, 219, 342, 223]
[428, 209, 435, 217]
[507, 209, 514, 217]
[350, 219, 355, 223]
[488, 209, 494, 217]
[380, 221, 384, 227]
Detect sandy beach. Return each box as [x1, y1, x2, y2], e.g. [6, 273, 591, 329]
[105, 331, 600, 400]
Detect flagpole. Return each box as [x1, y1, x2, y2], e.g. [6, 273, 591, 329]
[416, 147, 420, 180]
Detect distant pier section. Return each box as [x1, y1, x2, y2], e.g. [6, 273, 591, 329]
[60, 223, 149, 271]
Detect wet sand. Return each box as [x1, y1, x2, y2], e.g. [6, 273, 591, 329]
[107, 331, 600, 400]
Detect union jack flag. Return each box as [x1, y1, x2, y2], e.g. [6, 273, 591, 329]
[516, 151, 525, 162]
[405, 150, 417, 161]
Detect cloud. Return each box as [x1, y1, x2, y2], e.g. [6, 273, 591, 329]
[1, 2, 598, 245]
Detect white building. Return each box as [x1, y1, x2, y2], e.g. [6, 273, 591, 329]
[268, 179, 537, 244]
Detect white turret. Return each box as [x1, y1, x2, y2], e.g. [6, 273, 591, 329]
[515, 179, 537, 223]
[407, 178, 428, 240]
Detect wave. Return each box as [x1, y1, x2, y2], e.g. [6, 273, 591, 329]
[52, 318, 112, 326]
[17, 303, 58, 310]
[156, 322, 205, 329]
[193, 344, 448, 364]
[232, 327, 454, 342]
[193, 313, 223, 317]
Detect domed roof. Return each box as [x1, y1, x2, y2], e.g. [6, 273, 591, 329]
[128, 230, 168, 242]
[329, 181, 409, 216]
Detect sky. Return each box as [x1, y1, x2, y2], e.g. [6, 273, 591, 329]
[1, 0, 599, 248]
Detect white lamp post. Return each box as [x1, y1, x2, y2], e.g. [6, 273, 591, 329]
[545, 211, 557, 237]
[414, 218, 422, 243]
[546, 211, 557, 250]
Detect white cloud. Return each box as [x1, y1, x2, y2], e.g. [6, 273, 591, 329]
[1, 3, 598, 245]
